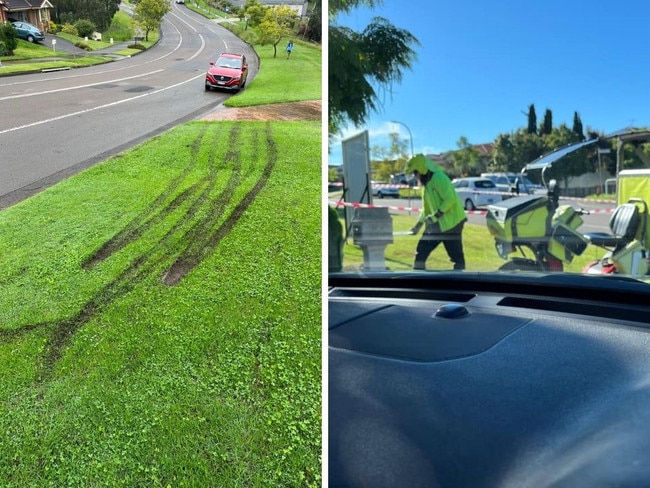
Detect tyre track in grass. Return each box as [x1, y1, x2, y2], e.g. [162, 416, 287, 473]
[82, 124, 212, 269]
[0, 121, 278, 382]
[163, 123, 277, 285]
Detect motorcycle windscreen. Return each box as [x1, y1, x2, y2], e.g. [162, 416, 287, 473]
[524, 139, 598, 171]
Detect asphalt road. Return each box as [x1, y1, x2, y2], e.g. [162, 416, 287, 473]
[0, 6, 258, 209]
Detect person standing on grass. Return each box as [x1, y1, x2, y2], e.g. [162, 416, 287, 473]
[286, 40, 294, 58]
[405, 154, 467, 271]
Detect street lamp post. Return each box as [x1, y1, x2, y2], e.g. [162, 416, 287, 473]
[391, 120, 414, 157]
[391, 120, 415, 214]
[597, 148, 611, 195]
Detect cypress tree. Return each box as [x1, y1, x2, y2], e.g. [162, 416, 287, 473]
[572, 111, 585, 141]
[527, 104, 537, 135]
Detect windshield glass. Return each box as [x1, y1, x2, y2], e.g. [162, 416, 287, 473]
[216, 57, 241, 68]
[328, 3, 650, 283]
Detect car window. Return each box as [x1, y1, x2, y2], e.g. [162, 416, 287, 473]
[474, 180, 496, 189]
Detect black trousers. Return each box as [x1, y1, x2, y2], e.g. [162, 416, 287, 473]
[414, 219, 466, 270]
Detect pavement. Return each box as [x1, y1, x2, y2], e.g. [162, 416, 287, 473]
[44, 33, 136, 59]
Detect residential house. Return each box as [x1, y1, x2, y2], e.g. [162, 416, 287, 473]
[3, 0, 53, 31]
[1, 1, 7, 23]
[230, 0, 309, 17]
[427, 142, 495, 177]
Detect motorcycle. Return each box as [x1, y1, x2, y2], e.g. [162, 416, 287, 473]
[486, 180, 590, 272]
[486, 128, 650, 275]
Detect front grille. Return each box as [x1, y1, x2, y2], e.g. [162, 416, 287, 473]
[211, 75, 233, 82]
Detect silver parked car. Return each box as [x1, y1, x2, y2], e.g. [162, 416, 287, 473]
[452, 177, 503, 210]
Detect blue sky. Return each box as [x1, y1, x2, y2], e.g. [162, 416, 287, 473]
[328, 0, 650, 166]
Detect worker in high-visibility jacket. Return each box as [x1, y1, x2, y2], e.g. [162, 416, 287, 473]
[405, 154, 467, 270]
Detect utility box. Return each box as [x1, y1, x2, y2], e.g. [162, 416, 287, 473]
[351, 207, 393, 271]
[486, 194, 548, 243]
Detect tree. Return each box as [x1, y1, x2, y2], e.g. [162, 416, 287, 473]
[526, 104, 537, 135]
[243, 0, 269, 28]
[329, 0, 419, 135]
[540, 108, 553, 136]
[304, 0, 322, 42]
[452, 136, 481, 176]
[53, 0, 121, 31]
[510, 128, 545, 171]
[572, 111, 585, 141]
[134, 0, 170, 41]
[491, 133, 515, 172]
[257, 5, 298, 58]
[370, 131, 409, 181]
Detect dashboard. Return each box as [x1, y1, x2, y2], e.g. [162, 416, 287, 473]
[328, 272, 650, 487]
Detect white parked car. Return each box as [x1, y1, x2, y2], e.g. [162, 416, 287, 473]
[371, 181, 400, 199]
[452, 177, 503, 210]
[481, 172, 541, 194]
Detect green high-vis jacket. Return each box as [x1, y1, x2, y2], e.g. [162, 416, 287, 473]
[405, 154, 467, 232]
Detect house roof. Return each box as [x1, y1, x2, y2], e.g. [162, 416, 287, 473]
[425, 143, 495, 171]
[4, 0, 53, 10]
[230, 0, 306, 5]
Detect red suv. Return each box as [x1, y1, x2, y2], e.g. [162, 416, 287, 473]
[205, 53, 249, 92]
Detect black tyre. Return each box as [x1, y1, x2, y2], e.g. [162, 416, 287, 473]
[464, 199, 475, 211]
[378, 192, 384, 199]
[27, 35, 35, 43]
[498, 258, 542, 272]
[205, 84, 210, 91]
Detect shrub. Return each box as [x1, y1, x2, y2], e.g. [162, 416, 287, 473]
[127, 43, 146, 50]
[0, 23, 18, 55]
[61, 23, 78, 36]
[48, 21, 59, 34]
[74, 19, 96, 39]
[74, 41, 91, 51]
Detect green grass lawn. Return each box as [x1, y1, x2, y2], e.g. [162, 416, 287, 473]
[0, 121, 321, 488]
[0, 39, 111, 74]
[226, 39, 321, 108]
[0, 29, 322, 488]
[335, 211, 605, 272]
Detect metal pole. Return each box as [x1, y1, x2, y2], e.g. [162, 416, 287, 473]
[391, 120, 414, 215]
[391, 120, 414, 157]
[597, 148, 611, 195]
[598, 150, 603, 195]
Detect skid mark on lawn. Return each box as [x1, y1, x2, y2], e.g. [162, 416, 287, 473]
[0, 122, 277, 383]
[82, 125, 211, 269]
[163, 123, 277, 285]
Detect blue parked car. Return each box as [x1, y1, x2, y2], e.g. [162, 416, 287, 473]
[11, 22, 45, 43]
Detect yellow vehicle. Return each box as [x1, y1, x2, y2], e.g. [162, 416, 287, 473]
[583, 169, 650, 276]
